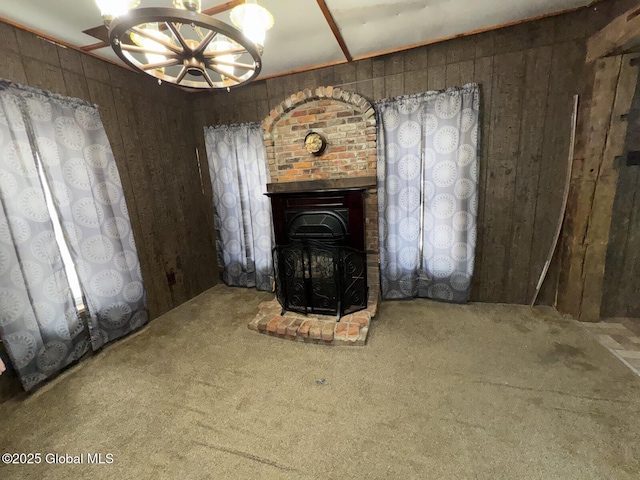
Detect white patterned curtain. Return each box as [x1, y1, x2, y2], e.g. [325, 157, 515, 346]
[204, 123, 273, 291]
[376, 84, 479, 302]
[0, 80, 148, 392]
[0, 82, 90, 390]
[22, 86, 148, 350]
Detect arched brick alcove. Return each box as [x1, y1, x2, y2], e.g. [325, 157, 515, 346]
[261, 86, 379, 259]
[262, 86, 376, 184]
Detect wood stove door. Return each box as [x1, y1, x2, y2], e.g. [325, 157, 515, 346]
[308, 242, 340, 315]
[341, 247, 368, 315]
[275, 244, 308, 315]
[274, 241, 342, 316]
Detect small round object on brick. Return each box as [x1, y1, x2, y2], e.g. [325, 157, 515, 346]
[304, 131, 327, 156]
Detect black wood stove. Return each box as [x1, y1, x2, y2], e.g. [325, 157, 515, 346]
[267, 187, 368, 321]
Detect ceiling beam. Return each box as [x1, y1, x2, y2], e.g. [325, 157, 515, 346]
[316, 0, 352, 62]
[586, 1, 640, 63]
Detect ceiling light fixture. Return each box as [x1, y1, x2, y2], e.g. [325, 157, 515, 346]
[230, 0, 274, 55]
[94, 0, 274, 90]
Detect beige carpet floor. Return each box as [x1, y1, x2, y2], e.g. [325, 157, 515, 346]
[1, 285, 639, 479]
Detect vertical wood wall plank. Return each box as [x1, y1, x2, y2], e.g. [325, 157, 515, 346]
[506, 46, 553, 304]
[480, 51, 525, 302]
[471, 56, 493, 298]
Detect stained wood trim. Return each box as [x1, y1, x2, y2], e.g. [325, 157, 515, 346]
[253, 4, 590, 82]
[257, 59, 349, 81]
[266, 176, 376, 194]
[81, 41, 108, 52]
[628, 5, 640, 21]
[316, 0, 352, 62]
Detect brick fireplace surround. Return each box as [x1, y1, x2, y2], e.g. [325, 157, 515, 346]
[247, 87, 379, 345]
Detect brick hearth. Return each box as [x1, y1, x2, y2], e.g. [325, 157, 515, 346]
[248, 285, 379, 346]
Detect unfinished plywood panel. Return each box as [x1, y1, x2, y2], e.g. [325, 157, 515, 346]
[602, 61, 640, 318]
[0, 22, 218, 319]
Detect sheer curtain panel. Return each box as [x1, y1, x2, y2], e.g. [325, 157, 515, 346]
[0, 83, 90, 390]
[0, 80, 148, 386]
[204, 123, 273, 291]
[376, 84, 480, 302]
[22, 85, 149, 350]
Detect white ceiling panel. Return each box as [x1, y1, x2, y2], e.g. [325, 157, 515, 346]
[250, 0, 345, 78]
[327, 0, 592, 59]
[215, 0, 345, 78]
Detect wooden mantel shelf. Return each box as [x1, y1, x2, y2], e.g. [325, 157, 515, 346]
[266, 176, 376, 195]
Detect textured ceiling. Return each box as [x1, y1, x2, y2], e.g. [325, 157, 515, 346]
[0, 0, 593, 80]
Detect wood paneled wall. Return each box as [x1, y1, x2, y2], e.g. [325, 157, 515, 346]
[0, 23, 218, 319]
[192, 7, 619, 305]
[0, 0, 632, 317]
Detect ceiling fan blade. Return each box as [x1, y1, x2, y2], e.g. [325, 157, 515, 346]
[82, 24, 109, 43]
[79, 1, 244, 52]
